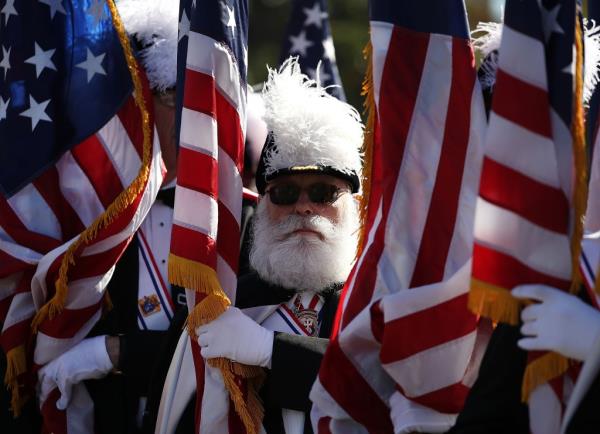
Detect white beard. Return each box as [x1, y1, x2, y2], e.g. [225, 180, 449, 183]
[249, 198, 359, 292]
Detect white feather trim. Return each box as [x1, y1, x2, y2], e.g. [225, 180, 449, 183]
[261, 57, 363, 180]
[471, 21, 503, 90]
[116, 0, 178, 91]
[585, 18, 600, 105]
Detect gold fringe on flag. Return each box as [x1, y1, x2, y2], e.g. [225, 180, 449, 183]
[521, 12, 588, 402]
[568, 13, 589, 297]
[356, 40, 375, 259]
[170, 256, 265, 434]
[30, 0, 153, 332]
[469, 278, 522, 325]
[4, 345, 27, 417]
[522, 352, 570, 402]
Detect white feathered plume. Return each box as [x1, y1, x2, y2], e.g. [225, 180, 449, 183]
[261, 57, 363, 180]
[471, 21, 502, 91]
[116, 0, 178, 91]
[584, 18, 600, 105]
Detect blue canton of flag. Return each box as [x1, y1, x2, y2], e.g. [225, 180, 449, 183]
[0, 0, 132, 197]
[280, 0, 346, 101]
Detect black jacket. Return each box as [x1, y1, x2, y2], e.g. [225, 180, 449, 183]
[85, 235, 185, 434]
[143, 272, 341, 434]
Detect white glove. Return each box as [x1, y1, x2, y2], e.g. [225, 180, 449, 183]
[38, 335, 114, 410]
[512, 285, 600, 361]
[196, 306, 274, 367]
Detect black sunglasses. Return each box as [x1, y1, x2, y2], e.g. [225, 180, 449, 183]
[266, 182, 345, 206]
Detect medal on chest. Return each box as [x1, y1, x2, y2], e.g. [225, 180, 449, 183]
[292, 294, 321, 337]
[138, 294, 162, 316]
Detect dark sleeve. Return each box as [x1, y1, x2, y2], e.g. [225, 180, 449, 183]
[119, 329, 168, 393]
[141, 305, 188, 434]
[448, 324, 530, 434]
[566, 368, 600, 434]
[263, 332, 329, 412]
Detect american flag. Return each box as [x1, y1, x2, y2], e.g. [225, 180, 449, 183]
[0, 0, 162, 431]
[279, 0, 345, 100]
[467, 1, 585, 433]
[169, 0, 255, 433]
[310, 1, 488, 432]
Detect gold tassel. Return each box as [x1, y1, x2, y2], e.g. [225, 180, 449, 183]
[5, 345, 27, 416]
[31, 0, 153, 328]
[356, 41, 375, 259]
[522, 352, 570, 401]
[207, 358, 263, 434]
[185, 293, 230, 338]
[468, 279, 522, 325]
[172, 255, 265, 433]
[522, 12, 587, 402]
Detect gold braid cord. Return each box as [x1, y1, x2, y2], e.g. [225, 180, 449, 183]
[170, 256, 264, 434]
[356, 40, 375, 259]
[521, 13, 588, 402]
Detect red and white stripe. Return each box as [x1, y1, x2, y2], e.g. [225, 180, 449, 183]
[310, 19, 488, 434]
[0, 74, 163, 433]
[471, 24, 572, 295]
[169, 29, 246, 434]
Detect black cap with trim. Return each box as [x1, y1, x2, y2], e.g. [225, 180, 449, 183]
[255, 132, 360, 195]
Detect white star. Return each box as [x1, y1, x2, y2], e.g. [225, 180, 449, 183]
[88, 0, 105, 26]
[224, 4, 236, 37]
[25, 42, 57, 78]
[1, 0, 18, 25]
[289, 31, 314, 57]
[76, 48, 106, 83]
[322, 36, 336, 60]
[0, 46, 10, 80]
[179, 10, 190, 42]
[20, 95, 52, 131]
[306, 65, 331, 83]
[303, 2, 328, 29]
[538, 1, 564, 42]
[39, 0, 66, 19]
[0, 96, 9, 121]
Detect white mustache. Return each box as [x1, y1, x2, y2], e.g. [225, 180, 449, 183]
[270, 215, 336, 241]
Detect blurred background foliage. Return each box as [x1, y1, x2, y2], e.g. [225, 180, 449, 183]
[248, 0, 506, 111]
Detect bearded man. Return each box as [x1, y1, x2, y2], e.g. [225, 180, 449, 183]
[152, 59, 363, 434]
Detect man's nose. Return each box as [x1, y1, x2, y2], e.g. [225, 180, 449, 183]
[294, 191, 314, 216]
